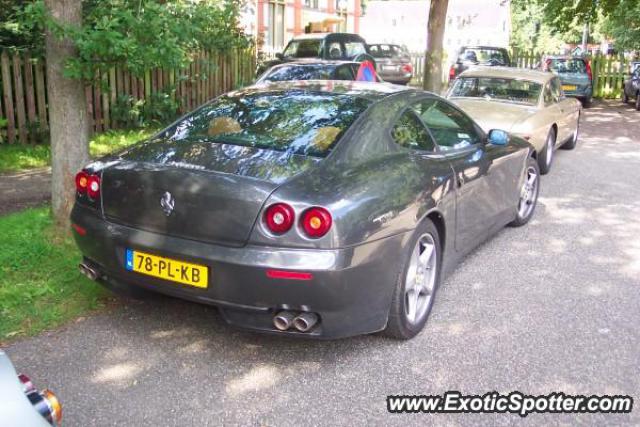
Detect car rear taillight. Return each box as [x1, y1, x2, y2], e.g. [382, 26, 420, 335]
[75, 171, 89, 194]
[18, 373, 35, 393]
[449, 65, 456, 81]
[264, 203, 295, 234]
[586, 60, 592, 81]
[20, 373, 62, 426]
[402, 63, 413, 74]
[544, 59, 552, 72]
[87, 174, 101, 199]
[301, 207, 332, 238]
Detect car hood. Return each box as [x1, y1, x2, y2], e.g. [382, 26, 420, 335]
[450, 98, 537, 132]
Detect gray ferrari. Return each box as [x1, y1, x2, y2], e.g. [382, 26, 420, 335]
[71, 81, 540, 340]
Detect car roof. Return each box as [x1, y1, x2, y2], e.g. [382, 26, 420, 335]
[236, 80, 413, 101]
[271, 59, 359, 67]
[545, 55, 586, 60]
[459, 46, 509, 50]
[290, 32, 362, 41]
[458, 66, 553, 84]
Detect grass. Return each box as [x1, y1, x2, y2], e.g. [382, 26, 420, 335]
[0, 128, 158, 174]
[0, 207, 113, 342]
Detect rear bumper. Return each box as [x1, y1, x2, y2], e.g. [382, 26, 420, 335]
[563, 84, 592, 99]
[71, 204, 410, 339]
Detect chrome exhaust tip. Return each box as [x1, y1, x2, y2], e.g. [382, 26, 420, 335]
[79, 263, 100, 281]
[273, 311, 296, 331]
[293, 312, 319, 332]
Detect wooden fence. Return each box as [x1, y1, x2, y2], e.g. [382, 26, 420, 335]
[411, 49, 633, 100]
[0, 48, 256, 144]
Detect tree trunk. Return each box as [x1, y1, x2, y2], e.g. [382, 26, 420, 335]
[423, 0, 449, 94]
[44, 0, 89, 228]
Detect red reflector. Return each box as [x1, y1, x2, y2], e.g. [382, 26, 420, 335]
[71, 223, 86, 236]
[266, 269, 313, 281]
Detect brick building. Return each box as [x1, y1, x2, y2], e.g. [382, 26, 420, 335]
[241, 0, 363, 50]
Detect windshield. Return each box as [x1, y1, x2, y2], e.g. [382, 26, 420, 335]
[155, 91, 370, 158]
[459, 48, 508, 65]
[261, 65, 336, 82]
[282, 39, 322, 58]
[450, 77, 542, 105]
[548, 58, 587, 74]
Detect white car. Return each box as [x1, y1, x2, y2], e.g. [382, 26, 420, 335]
[448, 67, 582, 174]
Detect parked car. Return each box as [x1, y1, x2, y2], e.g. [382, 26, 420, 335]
[256, 60, 382, 84]
[448, 67, 581, 174]
[72, 80, 539, 340]
[541, 55, 593, 106]
[622, 65, 640, 110]
[368, 43, 413, 85]
[257, 32, 374, 76]
[0, 350, 62, 426]
[448, 46, 512, 82]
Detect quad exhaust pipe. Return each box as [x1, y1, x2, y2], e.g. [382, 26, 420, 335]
[273, 311, 319, 332]
[79, 262, 101, 281]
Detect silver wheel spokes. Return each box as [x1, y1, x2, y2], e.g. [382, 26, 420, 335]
[404, 234, 437, 324]
[518, 166, 538, 219]
[546, 134, 554, 165]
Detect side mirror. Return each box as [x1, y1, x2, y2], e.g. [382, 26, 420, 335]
[487, 129, 510, 146]
[275, 52, 284, 60]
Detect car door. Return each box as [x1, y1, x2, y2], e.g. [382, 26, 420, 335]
[551, 76, 578, 140]
[627, 68, 640, 99]
[412, 98, 516, 250]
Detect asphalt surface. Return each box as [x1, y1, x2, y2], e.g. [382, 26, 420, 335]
[4, 101, 640, 426]
[0, 168, 51, 215]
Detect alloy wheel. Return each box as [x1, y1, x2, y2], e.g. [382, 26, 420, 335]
[545, 133, 554, 167]
[404, 233, 437, 325]
[518, 166, 539, 219]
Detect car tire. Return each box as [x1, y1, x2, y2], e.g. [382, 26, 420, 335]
[538, 127, 556, 175]
[382, 219, 442, 340]
[509, 157, 540, 227]
[581, 97, 591, 108]
[623, 91, 629, 104]
[635, 93, 640, 111]
[562, 115, 580, 150]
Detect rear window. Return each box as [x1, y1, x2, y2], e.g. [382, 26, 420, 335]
[158, 91, 371, 157]
[450, 77, 542, 105]
[369, 44, 404, 58]
[547, 58, 587, 74]
[459, 48, 509, 65]
[283, 40, 322, 58]
[260, 65, 336, 82]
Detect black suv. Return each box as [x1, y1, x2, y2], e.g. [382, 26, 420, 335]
[257, 33, 373, 76]
[448, 46, 512, 82]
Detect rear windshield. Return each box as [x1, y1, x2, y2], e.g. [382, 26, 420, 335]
[369, 44, 405, 58]
[459, 48, 509, 65]
[450, 77, 542, 105]
[261, 65, 337, 82]
[156, 91, 371, 157]
[548, 58, 587, 74]
[283, 39, 322, 58]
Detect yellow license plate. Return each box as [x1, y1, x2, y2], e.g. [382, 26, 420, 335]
[125, 249, 208, 288]
[562, 85, 577, 91]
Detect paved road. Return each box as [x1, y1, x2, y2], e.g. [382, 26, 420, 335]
[4, 101, 640, 426]
[0, 168, 51, 215]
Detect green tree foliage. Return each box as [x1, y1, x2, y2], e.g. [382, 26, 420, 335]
[15, 0, 250, 80]
[601, 0, 640, 50]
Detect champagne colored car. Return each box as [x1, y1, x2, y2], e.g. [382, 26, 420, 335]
[448, 67, 582, 174]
